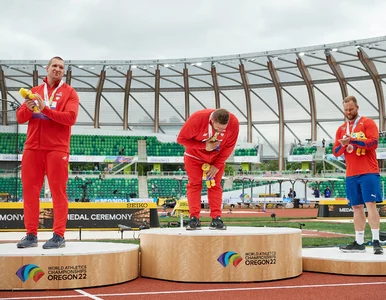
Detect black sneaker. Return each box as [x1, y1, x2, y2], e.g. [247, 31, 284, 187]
[17, 233, 38, 248]
[209, 216, 227, 230]
[42, 233, 66, 249]
[373, 240, 384, 255]
[339, 241, 366, 253]
[186, 216, 201, 230]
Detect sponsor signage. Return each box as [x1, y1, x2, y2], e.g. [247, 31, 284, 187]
[16, 264, 45, 283]
[0, 202, 158, 229]
[217, 250, 277, 267]
[15, 264, 87, 283]
[45, 264, 87, 281]
[317, 200, 386, 217]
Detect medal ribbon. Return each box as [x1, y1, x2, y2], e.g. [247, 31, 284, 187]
[346, 115, 361, 137]
[208, 112, 220, 141]
[43, 80, 64, 106]
[345, 115, 361, 153]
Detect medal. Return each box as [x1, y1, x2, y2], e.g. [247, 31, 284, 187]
[344, 116, 360, 154]
[211, 132, 219, 142]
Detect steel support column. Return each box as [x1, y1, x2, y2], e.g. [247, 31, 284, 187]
[94, 69, 106, 128]
[123, 69, 133, 130]
[268, 60, 284, 170]
[32, 68, 39, 87]
[0, 67, 8, 125]
[297, 56, 317, 174]
[239, 63, 252, 142]
[358, 49, 385, 131]
[154, 68, 160, 133]
[326, 53, 348, 101]
[358, 48, 386, 169]
[211, 65, 220, 108]
[183, 66, 190, 120]
[296, 57, 317, 140]
[66, 66, 72, 85]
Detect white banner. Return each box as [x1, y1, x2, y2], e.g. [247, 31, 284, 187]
[129, 198, 156, 203]
[325, 154, 344, 161]
[147, 156, 184, 163]
[287, 155, 313, 162]
[0, 154, 21, 161]
[0, 154, 136, 163]
[92, 198, 156, 203]
[233, 156, 260, 163]
[377, 152, 386, 159]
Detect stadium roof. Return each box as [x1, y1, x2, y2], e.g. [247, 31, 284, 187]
[1, 36, 386, 167]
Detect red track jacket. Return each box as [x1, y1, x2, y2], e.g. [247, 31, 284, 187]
[16, 78, 79, 153]
[177, 109, 239, 169]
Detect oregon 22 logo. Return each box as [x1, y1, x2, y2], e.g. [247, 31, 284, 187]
[16, 264, 45, 283]
[217, 251, 242, 267]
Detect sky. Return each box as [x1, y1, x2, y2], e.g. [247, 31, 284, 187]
[1, 0, 386, 62]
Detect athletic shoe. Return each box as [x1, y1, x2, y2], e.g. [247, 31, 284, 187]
[339, 241, 366, 253]
[186, 216, 202, 230]
[209, 216, 227, 230]
[42, 233, 66, 249]
[373, 240, 384, 255]
[17, 233, 38, 248]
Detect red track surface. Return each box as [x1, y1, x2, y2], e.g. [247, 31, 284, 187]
[1, 273, 386, 300]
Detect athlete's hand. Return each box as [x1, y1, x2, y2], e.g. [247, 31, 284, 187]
[206, 165, 219, 178]
[338, 135, 350, 147]
[24, 99, 35, 112]
[34, 94, 46, 111]
[206, 140, 221, 151]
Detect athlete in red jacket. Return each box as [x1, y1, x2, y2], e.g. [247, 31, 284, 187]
[16, 57, 79, 249]
[177, 108, 239, 230]
[333, 95, 383, 255]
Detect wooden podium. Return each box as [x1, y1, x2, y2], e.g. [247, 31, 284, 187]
[303, 247, 386, 275]
[140, 227, 302, 282]
[0, 242, 139, 290]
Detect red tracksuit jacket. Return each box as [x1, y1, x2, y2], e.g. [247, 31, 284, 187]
[332, 116, 379, 177]
[177, 109, 239, 167]
[16, 79, 79, 152]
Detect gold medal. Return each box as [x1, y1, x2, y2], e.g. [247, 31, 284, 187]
[211, 132, 219, 142]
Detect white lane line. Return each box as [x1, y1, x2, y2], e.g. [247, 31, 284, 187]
[75, 289, 104, 300]
[0, 296, 80, 300]
[1, 281, 386, 300]
[94, 281, 386, 297]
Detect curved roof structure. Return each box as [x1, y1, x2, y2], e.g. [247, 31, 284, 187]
[1, 36, 386, 168]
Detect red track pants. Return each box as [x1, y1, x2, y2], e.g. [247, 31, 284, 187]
[184, 156, 225, 219]
[21, 149, 69, 237]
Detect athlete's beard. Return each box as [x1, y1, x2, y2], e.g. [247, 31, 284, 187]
[346, 112, 358, 121]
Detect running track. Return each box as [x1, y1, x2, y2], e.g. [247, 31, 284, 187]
[1, 273, 385, 300]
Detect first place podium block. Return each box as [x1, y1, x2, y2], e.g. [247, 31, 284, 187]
[0, 242, 139, 290]
[140, 227, 302, 282]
